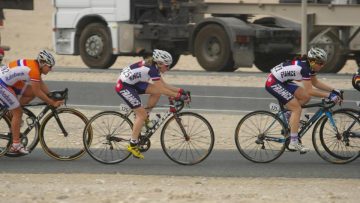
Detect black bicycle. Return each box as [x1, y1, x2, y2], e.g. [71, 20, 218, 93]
[0, 88, 90, 160]
[234, 99, 360, 163]
[83, 98, 215, 165]
[313, 102, 360, 164]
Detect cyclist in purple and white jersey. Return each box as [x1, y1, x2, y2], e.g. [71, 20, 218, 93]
[115, 49, 190, 159]
[265, 47, 343, 153]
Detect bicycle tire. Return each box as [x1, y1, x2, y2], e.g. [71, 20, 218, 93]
[83, 111, 133, 164]
[0, 114, 11, 157]
[235, 110, 287, 163]
[312, 114, 360, 164]
[319, 111, 360, 160]
[160, 112, 214, 165]
[39, 108, 89, 161]
[5, 108, 40, 157]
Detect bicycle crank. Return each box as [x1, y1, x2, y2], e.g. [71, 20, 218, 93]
[138, 135, 151, 152]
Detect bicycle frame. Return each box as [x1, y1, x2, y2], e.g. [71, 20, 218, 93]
[268, 100, 339, 144]
[119, 99, 188, 140]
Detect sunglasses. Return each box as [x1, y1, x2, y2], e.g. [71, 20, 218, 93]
[46, 64, 53, 69]
[316, 61, 324, 65]
[158, 63, 169, 68]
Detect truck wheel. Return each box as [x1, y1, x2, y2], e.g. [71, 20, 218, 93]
[310, 29, 346, 73]
[79, 23, 117, 69]
[254, 53, 291, 72]
[194, 24, 234, 72]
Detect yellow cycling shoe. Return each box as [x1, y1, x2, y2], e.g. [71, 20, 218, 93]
[127, 145, 144, 159]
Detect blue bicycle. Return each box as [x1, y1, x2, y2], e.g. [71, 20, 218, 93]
[234, 99, 360, 163]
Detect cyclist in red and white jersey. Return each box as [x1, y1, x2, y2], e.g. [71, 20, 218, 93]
[0, 50, 63, 154]
[115, 49, 190, 159]
[265, 47, 342, 153]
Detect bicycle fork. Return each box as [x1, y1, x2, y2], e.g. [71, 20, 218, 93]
[50, 108, 68, 137]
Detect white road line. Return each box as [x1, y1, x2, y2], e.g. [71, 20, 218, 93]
[67, 104, 253, 113]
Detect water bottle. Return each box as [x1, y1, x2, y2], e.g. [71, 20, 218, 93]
[147, 114, 161, 129]
[141, 114, 161, 132]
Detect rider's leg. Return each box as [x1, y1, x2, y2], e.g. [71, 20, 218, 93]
[132, 106, 148, 142]
[293, 86, 311, 105]
[10, 106, 23, 144]
[285, 98, 302, 142]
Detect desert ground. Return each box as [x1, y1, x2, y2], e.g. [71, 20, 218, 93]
[0, 0, 359, 203]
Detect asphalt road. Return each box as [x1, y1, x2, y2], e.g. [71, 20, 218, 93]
[1, 70, 359, 178]
[0, 149, 359, 178]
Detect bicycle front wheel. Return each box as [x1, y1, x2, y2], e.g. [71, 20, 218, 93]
[235, 111, 287, 163]
[39, 108, 89, 161]
[319, 111, 360, 160]
[0, 114, 11, 157]
[161, 112, 215, 165]
[83, 111, 133, 164]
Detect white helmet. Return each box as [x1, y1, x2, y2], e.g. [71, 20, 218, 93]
[152, 49, 172, 66]
[308, 47, 328, 63]
[37, 50, 55, 67]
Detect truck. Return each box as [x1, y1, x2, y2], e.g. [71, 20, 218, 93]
[52, 0, 301, 72]
[52, 0, 360, 73]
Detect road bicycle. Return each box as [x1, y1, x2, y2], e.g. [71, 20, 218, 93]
[312, 102, 360, 164]
[0, 88, 90, 160]
[234, 98, 360, 163]
[83, 98, 215, 165]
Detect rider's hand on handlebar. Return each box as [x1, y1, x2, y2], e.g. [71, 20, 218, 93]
[51, 100, 64, 108]
[328, 91, 343, 104]
[176, 89, 191, 103]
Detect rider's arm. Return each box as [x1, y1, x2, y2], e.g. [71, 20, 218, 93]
[40, 80, 50, 95]
[30, 81, 57, 106]
[310, 76, 334, 92]
[152, 79, 178, 97]
[303, 79, 329, 98]
[159, 77, 181, 92]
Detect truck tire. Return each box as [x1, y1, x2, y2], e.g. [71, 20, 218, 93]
[194, 24, 235, 72]
[79, 23, 117, 69]
[254, 53, 291, 72]
[310, 29, 346, 73]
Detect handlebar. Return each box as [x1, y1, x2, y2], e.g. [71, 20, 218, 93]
[45, 88, 69, 106]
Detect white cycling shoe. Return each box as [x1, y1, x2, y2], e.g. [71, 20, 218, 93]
[289, 142, 310, 154]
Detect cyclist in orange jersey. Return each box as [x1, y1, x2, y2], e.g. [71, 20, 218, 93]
[0, 50, 63, 154]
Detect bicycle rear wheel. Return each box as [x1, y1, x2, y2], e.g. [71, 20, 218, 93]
[4, 108, 39, 157]
[83, 111, 133, 164]
[0, 113, 11, 157]
[39, 108, 89, 161]
[319, 111, 360, 160]
[235, 110, 287, 163]
[161, 112, 214, 165]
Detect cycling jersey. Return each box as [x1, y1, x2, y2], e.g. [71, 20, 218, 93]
[115, 61, 161, 109]
[265, 59, 315, 105]
[118, 60, 161, 85]
[0, 59, 41, 109]
[270, 60, 315, 82]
